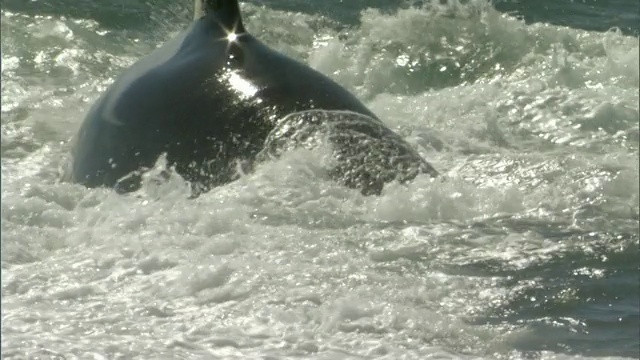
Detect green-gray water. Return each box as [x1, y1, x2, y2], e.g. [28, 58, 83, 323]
[2, 1, 638, 358]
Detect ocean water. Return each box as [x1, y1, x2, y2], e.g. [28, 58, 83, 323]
[1, 0, 638, 359]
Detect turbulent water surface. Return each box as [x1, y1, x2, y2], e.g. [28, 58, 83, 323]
[1, 0, 639, 359]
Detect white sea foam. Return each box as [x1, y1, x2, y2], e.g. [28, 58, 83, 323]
[1, 2, 638, 359]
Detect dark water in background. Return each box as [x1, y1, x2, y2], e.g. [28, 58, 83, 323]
[1, 0, 639, 359]
[3, 0, 640, 35]
[492, 0, 640, 36]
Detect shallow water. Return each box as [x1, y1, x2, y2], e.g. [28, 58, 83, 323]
[1, 1, 639, 359]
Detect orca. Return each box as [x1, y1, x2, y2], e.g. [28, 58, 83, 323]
[65, 0, 438, 195]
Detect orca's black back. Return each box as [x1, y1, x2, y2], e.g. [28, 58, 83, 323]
[68, 1, 438, 195]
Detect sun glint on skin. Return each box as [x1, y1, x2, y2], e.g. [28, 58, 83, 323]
[223, 21, 242, 43]
[226, 71, 258, 99]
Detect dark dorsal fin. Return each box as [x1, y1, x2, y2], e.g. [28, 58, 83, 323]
[194, 0, 246, 34]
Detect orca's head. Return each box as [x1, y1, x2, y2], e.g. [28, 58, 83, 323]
[194, 0, 246, 34]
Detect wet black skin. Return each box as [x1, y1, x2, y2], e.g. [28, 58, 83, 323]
[67, 0, 438, 195]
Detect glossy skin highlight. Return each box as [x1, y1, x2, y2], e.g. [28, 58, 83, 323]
[66, 0, 438, 195]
